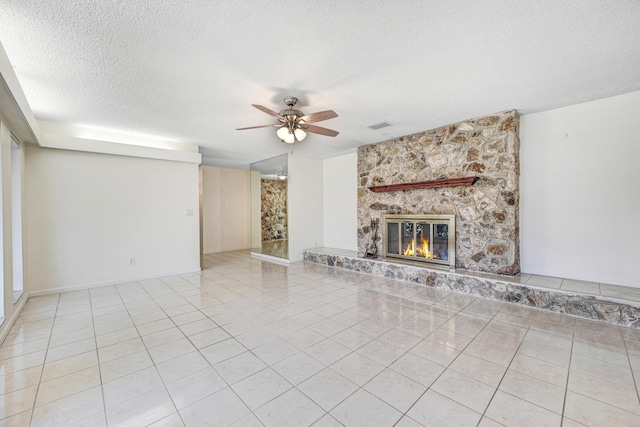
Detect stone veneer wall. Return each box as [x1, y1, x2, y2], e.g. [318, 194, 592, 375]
[261, 179, 287, 241]
[357, 110, 520, 275]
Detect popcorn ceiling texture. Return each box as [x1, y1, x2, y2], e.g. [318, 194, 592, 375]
[1, 1, 638, 169]
[261, 179, 287, 242]
[357, 111, 520, 275]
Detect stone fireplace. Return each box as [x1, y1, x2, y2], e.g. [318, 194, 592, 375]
[357, 110, 520, 275]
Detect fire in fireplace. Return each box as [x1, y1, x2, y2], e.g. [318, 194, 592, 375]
[382, 214, 456, 269]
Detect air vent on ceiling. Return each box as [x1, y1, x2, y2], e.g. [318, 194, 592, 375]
[368, 121, 391, 130]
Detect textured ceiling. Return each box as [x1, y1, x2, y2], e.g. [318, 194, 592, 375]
[0, 1, 639, 168]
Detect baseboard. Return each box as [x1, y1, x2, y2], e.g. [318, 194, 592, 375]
[0, 291, 30, 345]
[251, 252, 290, 266]
[28, 269, 202, 297]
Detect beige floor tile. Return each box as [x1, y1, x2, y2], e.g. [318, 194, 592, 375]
[214, 351, 267, 385]
[180, 387, 250, 427]
[298, 368, 358, 411]
[98, 337, 146, 364]
[141, 327, 186, 349]
[0, 384, 38, 419]
[499, 369, 565, 414]
[147, 412, 185, 427]
[330, 389, 402, 427]
[103, 366, 164, 408]
[252, 338, 300, 365]
[448, 353, 506, 388]
[509, 353, 568, 388]
[31, 386, 104, 427]
[106, 387, 175, 427]
[485, 390, 561, 427]
[0, 365, 43, 395]
[95, 327, 139, 348]
[304, 339, 352, 366]
[330, 352, 385, 387]
[406, 390, 482, 426]
[45, 338, 96, 364]
[147, 337, 197, 364]
[199, 338, 246, 365]
[272, 351, 325, 385]
[166, 367, 226, 409]
[36, 366, 101, 407]
[364, 368, 427, 412]
[564, 390, 640, 427]
[232, 367, 292, 410]
[0, 409, 34, 427]
[0, 337, 50, 361]
[571, 352, 636, 388]
[568, 369, 640, 414]
[256, 388, 325, 427]
[431, 368, 495, 413]
[356, 338, 407, 366]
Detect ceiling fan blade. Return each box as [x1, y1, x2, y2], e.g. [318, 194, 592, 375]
[252, 104, 283, 119]
[304, 124, 339, 137]
[299, 110, 338, 123]
[236, 124, 278, 130]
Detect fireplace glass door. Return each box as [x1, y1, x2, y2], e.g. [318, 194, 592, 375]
[383, 214, 455, 268]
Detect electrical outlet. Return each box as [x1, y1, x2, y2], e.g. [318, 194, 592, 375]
[129, 257, 136, 266]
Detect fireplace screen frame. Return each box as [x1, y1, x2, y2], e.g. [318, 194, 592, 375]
[382, 214, 456, 269]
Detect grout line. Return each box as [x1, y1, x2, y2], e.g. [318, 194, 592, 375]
[620, 331, 640, 409]
[89, 287, 110, 427]
[559, 327, 574, 426]
[27, 293, 60, 426]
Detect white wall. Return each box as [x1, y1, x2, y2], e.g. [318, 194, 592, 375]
[250, 170, 262, 248]
[288, 154, 324, 262]
[201, 165, 251, 253]
[1, 121, 15, 318]
[323, 152, 357, 251]
[25, 146, 200, 292]
[520, 91, 640, 287]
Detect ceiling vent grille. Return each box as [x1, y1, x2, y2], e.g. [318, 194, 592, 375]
[368, 121, 391, 130]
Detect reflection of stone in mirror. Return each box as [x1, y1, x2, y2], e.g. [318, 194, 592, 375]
[261, 178, 288, 255]
[250, 154, 289, 259]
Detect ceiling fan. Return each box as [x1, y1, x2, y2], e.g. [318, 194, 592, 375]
[236, 96, 339, 144]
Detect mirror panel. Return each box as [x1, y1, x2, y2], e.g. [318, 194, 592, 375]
[250, 154, 288, 259]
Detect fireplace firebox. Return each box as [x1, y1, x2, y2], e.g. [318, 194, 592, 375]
[382, 214, 456, 269]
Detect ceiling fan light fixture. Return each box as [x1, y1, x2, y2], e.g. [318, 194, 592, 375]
[276, 126, 290, 140]
[283, 132, 295, 144]
[294, 128, 307, 141]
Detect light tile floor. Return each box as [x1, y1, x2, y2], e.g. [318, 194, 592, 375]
[522, 274, 640, 302]
[1, 250, 640, 426]
[252, 240, 289, 260]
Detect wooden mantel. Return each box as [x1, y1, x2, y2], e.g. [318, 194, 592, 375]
[368, 176, 479, 193]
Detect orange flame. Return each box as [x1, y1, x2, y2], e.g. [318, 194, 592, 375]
[403, 236, 430, 258]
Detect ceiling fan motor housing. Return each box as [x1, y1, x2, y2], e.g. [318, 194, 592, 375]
[283, 96, 299, 107]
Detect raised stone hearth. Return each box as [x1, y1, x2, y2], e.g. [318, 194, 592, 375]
[304, 248, 640, 328]
[358, 110, 520, 275]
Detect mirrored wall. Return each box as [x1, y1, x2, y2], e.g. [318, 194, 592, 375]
[250, 154, 288, 260]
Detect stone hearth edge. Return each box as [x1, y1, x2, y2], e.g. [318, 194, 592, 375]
[303, 248, 640, 329]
